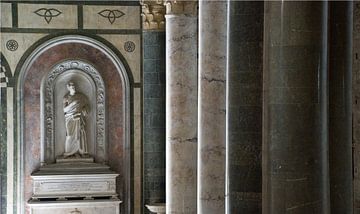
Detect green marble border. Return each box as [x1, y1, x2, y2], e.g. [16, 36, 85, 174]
[11, 2, 18, 28]
[1, 28, 142, 34]
[1, 1, 139, 6]
[0, 53, 12, 214]
[78, 4, 83, 29]
[0, 88, 7, 214]
[1, 1, 141, 34]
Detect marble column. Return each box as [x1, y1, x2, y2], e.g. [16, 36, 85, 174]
[165, 1, 198, 213]
[263, 2, 330, 213]
[198, 1, 227, 214]
[353, 2, 360, 212]
[328, 2, 353, 213]
[227, 1, 263, 213]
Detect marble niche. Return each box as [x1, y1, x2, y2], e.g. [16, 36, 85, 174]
[27, 60, 121, 214]
[19, 35, 132, 214]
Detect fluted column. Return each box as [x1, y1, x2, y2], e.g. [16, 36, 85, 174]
[165, 1, 198, 213]
[263, 2, 330, 213]
[198, 1, 228, 213]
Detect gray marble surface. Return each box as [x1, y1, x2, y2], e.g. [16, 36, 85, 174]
[165, 12, 198, 214]
[198, 1, 228, 213]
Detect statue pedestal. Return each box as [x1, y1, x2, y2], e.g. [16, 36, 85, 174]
[28, 159, 121, 214]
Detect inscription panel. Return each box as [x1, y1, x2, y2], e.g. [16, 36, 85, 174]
[37, 181, 110, 194]
[29, 200, 121, 214]
[32, 174, 117, 197]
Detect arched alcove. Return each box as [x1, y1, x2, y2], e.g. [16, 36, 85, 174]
[16, 35, 131, 214]
[41, 60, 106, 164]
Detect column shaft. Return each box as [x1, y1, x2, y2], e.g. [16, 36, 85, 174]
[263, 2, 330, 213]
[198, 1, 228, 213]
[227, 1, 263, 213]
[329, 2, 353, 213]
[165, 12, 198, 214]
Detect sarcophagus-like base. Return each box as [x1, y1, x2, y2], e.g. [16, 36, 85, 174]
[31, 161, 119, 199]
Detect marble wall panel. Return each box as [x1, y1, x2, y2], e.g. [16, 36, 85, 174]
[5, 88, 14, 214]
[18, 4, 77, 29]
[134, 88, 142, 214]
[227, 3, 263, 212]
[1, 33, 47, 74]
[100, 34, 141, 83]
[1, 3, 12, 28]
[83, 5, 140, 30]
[143, 31, 165, 214]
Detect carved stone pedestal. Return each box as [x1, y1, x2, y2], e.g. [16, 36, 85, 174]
[146, 203, 166, 214]
[28, 160, 121, 214]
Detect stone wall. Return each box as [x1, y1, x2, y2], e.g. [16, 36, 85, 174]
[143, 31, 166, 213]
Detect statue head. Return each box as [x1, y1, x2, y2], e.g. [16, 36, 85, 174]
[67, 82, 76, 95]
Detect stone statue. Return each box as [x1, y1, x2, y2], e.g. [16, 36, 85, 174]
[63, 82, 89, 158]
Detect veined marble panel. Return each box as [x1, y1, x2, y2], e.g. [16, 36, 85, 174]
[18, 4, 77, 29]
[1, 3, 12, 28]
[83, 5, 140, 30]
[100, 34, 141, 83]
[0, 33, 47, 74]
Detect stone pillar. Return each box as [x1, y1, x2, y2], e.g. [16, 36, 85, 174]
[328, 2, 353, 213]
[164, 1, 198, 213]
[198, 1, 227, 213]
[227, 1, 263, 213]
[263, 2, 330, 213]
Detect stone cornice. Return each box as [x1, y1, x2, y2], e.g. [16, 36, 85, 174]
[164, 0, 198, 16]
[140, 0, 166, 30]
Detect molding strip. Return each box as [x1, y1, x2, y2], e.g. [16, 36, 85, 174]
[6, 88, 14, 214]
[11, 3, 18, 28]
[0, 28, 142, 34]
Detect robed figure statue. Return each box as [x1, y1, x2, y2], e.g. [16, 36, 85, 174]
[63, 82, 89, 157]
